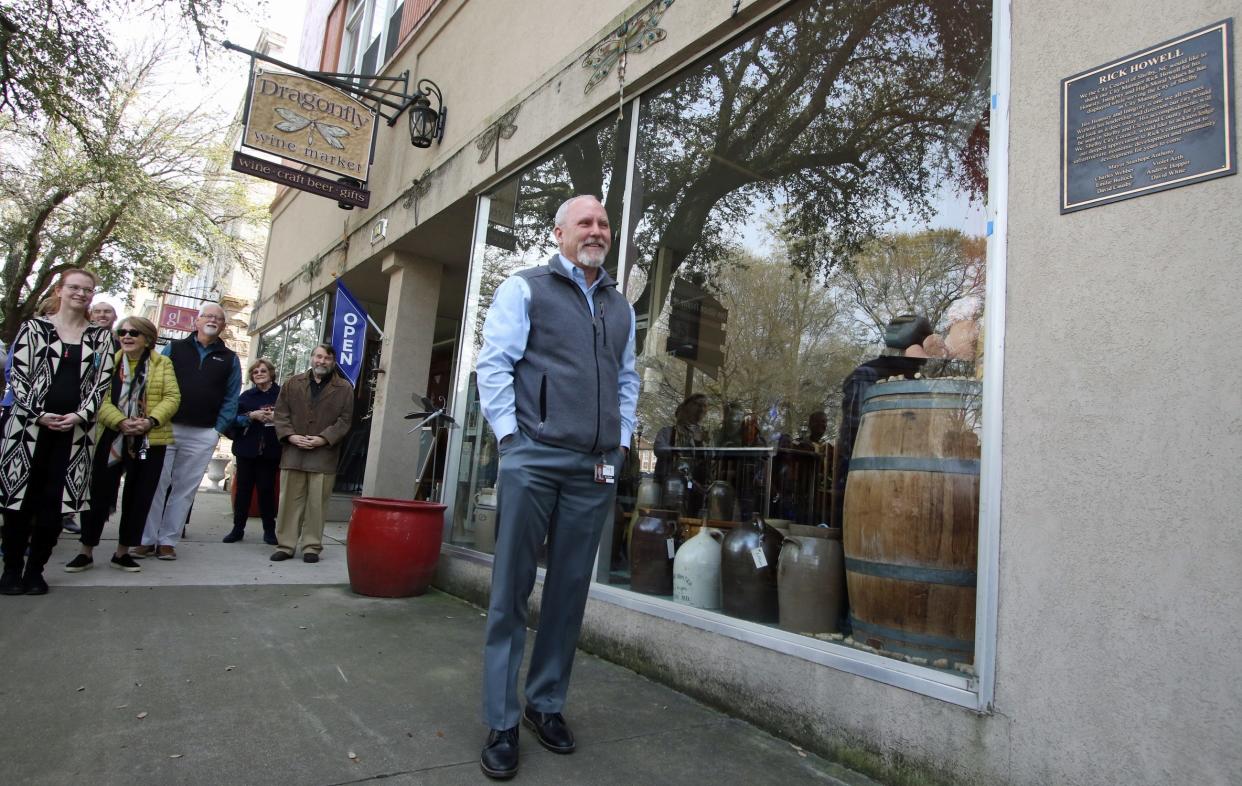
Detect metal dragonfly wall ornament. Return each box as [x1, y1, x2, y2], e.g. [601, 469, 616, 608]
[274, 107, 351, 149]
[581, 0, 676, 94]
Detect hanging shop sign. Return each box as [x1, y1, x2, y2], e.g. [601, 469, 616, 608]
[1061, 19, 1235, 213]
[158, 304, 198, 333]
[243, 69, 378, 182]
[231, 151, 370, 208]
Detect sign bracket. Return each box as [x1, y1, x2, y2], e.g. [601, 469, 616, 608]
[223, 40, 418, 126]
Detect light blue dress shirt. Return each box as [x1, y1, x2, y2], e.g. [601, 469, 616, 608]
[476, 254, 640, 449]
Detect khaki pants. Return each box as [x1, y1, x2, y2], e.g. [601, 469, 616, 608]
[275, 470, 335, 555]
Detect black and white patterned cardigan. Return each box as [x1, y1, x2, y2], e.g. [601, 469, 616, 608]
[0, 317, 116, 513]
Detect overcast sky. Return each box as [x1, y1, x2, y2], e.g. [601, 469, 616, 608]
[107, 3, 307, 119]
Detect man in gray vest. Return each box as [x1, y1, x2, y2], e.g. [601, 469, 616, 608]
[475, 195, 639, 779]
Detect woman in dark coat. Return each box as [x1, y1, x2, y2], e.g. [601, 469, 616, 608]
[0, 269, 115, 595]
[223, 358, 282, 544]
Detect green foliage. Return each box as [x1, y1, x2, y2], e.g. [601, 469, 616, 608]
[0, 47, 265, 343]
[0, 0, 232, 127]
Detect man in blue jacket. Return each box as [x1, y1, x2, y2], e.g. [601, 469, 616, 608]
[474, 195, 639, 779]
[135, 303, 240, 560]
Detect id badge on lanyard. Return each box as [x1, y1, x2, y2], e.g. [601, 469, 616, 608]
[594, 457, 615, 484]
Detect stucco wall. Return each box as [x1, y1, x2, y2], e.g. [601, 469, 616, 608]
[997, 1, 1241, 783]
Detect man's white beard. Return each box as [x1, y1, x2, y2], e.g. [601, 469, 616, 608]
[578, 246, 607, 268]
[312, 366, 330, 378]
[201, 325, 220, 336]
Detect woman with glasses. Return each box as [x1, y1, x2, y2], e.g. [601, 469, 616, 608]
[0, 269, 116, 595]
[65, 317, 180, 574]
[223, 358, 282, 545]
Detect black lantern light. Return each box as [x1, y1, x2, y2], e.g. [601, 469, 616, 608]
[408, 79, 446, 148]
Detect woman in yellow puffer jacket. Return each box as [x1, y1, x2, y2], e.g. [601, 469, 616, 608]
[64, 317, 180, 573]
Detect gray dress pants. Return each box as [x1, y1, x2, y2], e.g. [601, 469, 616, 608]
[481, 430, 620, 730]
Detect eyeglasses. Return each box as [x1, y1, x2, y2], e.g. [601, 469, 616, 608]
[116, 329, 144, 338]
[63, 285, 97, 294]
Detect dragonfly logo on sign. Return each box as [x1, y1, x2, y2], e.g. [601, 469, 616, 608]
[243, 70, 376, 181]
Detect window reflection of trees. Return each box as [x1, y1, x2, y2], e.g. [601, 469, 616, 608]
[258, 295, 327, 382]
[837, 229, 986, 343]
[632, 0, 989, 303]
[627, 0, 990, 441]
[257, 324, 285, 369]
[471, 108, 632, 355]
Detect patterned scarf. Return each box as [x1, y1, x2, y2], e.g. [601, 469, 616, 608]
[108, 349, 151, 466]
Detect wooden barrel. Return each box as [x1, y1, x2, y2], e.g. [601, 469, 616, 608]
[842, 379, 981, 664]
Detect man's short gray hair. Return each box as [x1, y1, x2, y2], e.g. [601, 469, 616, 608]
[554, 195, 602, 228]
[198, 302, 226, 318]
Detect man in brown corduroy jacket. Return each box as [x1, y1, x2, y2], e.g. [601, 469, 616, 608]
[270, 343, 354, 563]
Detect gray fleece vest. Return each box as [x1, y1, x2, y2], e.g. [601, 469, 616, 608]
[512, 259, 630, 454]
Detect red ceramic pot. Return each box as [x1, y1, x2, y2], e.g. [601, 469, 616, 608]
[346, 497, 447, 598]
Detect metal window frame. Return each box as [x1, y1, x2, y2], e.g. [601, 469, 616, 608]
[439, 195, 493, 543]
[342, 0, 404, 75]
[343, 0, 368, 74]
[439, 0, 1011, 712]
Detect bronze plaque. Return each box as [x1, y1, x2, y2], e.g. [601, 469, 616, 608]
[1061, 20, 1235, 212]
[243, 69, 377, 181]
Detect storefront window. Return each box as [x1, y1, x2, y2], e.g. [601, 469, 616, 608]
[256, 295, 329, 381]
[446, 107, 632, 553]
[610, 0, 991, 675]
[446, 0, 994, 680]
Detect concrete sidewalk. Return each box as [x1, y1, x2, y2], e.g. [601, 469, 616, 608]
[0, 488, 879, 786]
[48, 486, 351, 588]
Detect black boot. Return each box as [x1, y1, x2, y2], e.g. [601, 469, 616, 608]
[21, 570, 48, 595]
[262, 526, 277, 546]
[0, 569, 23, 596]
[222, 527, 245, 543]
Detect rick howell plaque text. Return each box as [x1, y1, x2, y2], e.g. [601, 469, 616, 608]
[1061, 20, 1235, 213]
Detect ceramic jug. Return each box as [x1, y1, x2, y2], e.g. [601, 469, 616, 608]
[705, 479, 737, 521]
[630, 510, 678, 595]
[473, 487, 498, 552]
[720, 514, 783, 622]
[673, 526, 723, 610]
[663, 476, 686, 515]
[777, 526, 846, 634]
[636, 476, 662, 510]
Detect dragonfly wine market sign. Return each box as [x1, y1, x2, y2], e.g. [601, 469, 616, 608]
[241, 69, 377, 183]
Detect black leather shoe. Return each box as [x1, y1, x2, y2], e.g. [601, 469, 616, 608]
[479, 726, 519, 779]
[263, 533, 278, 546]
[269, 551, 292, 562]
[222, 529, 245, 543]
[522, 706, 575, 754]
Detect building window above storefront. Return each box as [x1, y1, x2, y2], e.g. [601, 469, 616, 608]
[339, 0, 405, 77]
